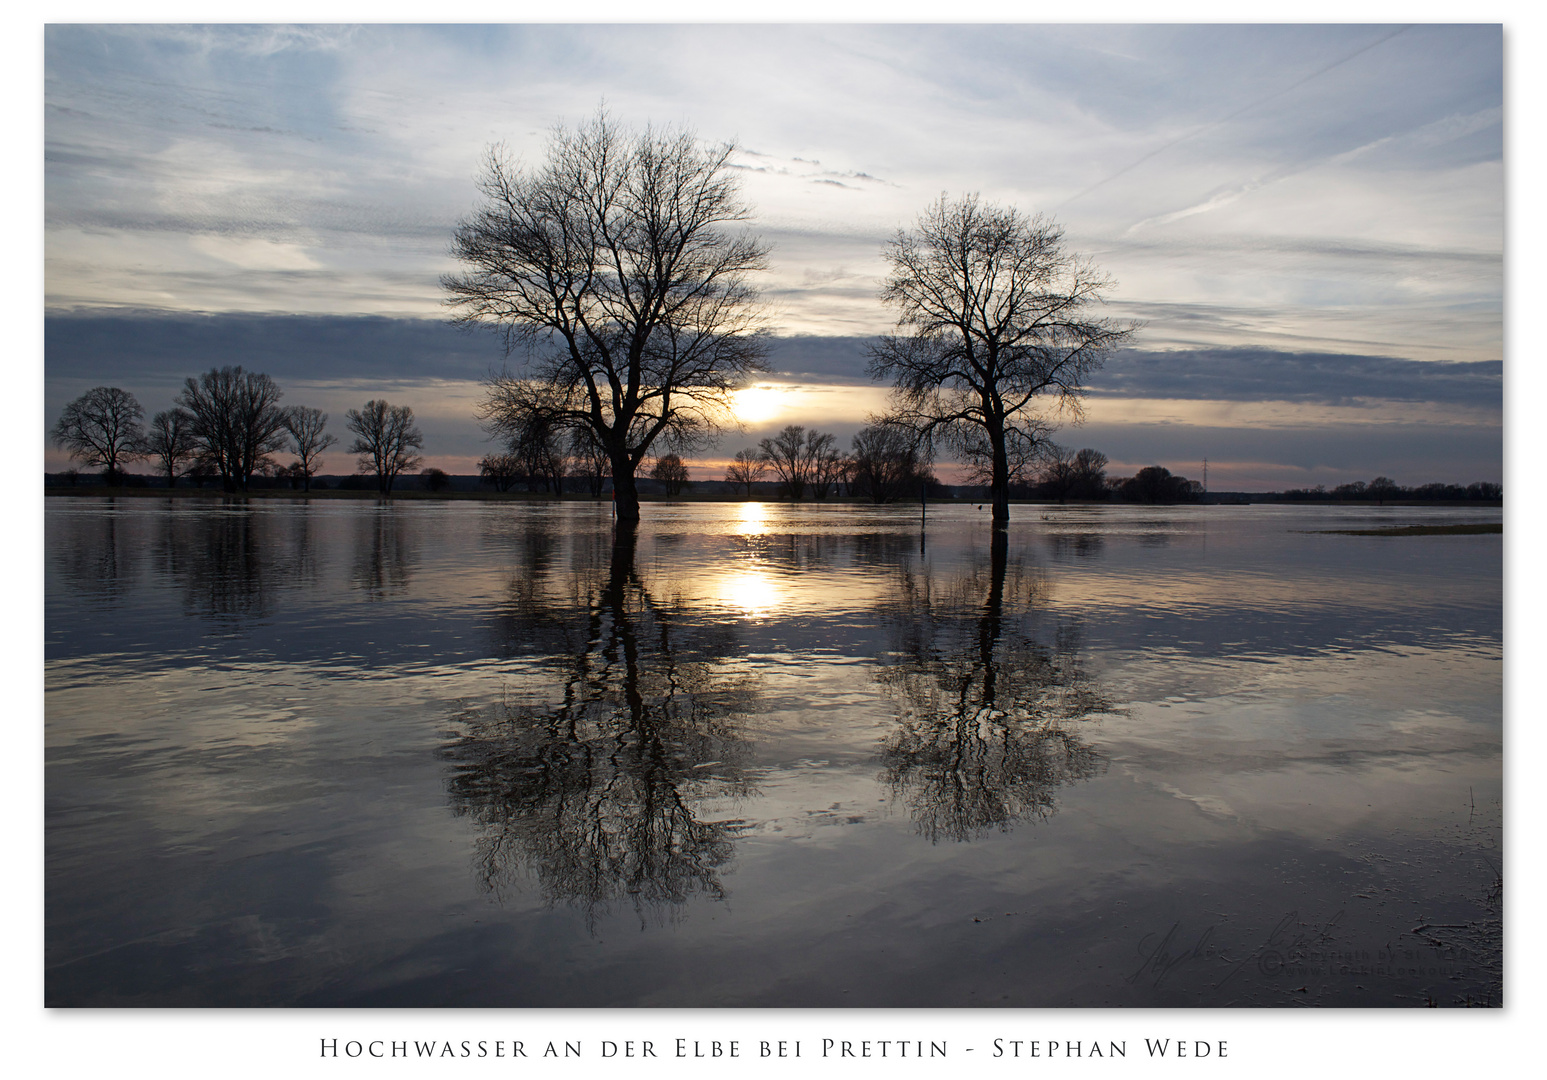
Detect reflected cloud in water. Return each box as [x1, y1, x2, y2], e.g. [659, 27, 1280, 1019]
[44, 499, 1500, 1006]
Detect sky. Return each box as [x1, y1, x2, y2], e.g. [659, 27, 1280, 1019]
[43, 22, 1504, 489]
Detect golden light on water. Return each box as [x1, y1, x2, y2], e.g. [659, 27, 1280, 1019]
[712, 566, 785, 617]
[735, 501, 771, 535]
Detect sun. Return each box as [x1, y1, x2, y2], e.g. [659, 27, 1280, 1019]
[732, 385, 784, 426]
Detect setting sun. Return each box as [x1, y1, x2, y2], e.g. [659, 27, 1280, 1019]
[732, 384, 785, 426]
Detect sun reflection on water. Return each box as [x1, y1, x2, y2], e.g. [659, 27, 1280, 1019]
[712, 566, 785, 617]
[734, 501, 771, 536]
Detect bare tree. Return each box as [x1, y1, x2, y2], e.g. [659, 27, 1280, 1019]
[757, 425, 844, 501]
[479, 453, 522, 492]
[51, 387, 145, 485]
[723, 448, 767, 498]
[508, 412, 568, 494]
[346, 400, 424, 494]
[806, 431, 847, 501]
[1368, 476, 1400, 504]
[650, 453, 690, 496]
[758, 424, 809, 500]
[139, 408, 198, 488]
[961, 418, 1054, 493]
[568, 427, 610, 497]
[177, 367, 289, 492]
[445, 110, 770, 529]
[282, 406, 337, 493]
[1037, 444, 1079, 502]
[850, 423, 929, 504]
[870, 194, 1135, 525]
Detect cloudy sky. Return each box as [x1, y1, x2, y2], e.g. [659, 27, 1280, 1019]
[43, 22, 1503, 489]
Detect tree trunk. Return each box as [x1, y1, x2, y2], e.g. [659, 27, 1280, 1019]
[612, 456, 641, 528]
[990, 422, 1010, 526]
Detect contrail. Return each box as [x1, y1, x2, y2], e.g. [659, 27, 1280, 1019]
[1055, 25, 1414, 211]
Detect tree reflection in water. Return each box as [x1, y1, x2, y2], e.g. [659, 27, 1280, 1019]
[351, 501, 416, 599]
[877, 531, 1119, 843]
[441, 530, 757, 930]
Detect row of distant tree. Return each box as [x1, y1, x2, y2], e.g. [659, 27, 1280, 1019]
[1276, 477, 1502, 503]
[51, 371, 426, 493]
[717, 424, 939, 503]
[469, 420, 940, 502]
[468, 424, 1190, 506]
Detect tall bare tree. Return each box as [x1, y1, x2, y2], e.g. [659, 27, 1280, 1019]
[758, 424, 809, 500]
[141, 408, 198, 488]
[176, 366, 288, 492]
[52, 387, 145, 484]
[1071, 448, 1109, 500]
[444, 110, 770, 529]
[508, 412, 568, 494]
[282, 406, 337, 493]
[346, 399, 424, 495]
[869, 194, 1135, 525]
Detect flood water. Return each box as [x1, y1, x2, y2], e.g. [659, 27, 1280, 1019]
[44, 497, 1502, 1007]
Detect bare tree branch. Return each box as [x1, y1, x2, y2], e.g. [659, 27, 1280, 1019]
[444, 110, 770, 527]
[869, 194, 1136, 523]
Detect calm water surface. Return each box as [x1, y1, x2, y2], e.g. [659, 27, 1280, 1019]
[44, 497, 1502, 1006]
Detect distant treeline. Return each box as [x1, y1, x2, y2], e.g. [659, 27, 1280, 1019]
[50, 372, 426, 494]
[1275, 477, 1501, 503]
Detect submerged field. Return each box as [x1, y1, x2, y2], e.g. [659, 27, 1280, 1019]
[44, 498, 1501, 1006]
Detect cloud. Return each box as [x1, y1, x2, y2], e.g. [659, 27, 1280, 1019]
[1092, 347, 1501, 409]
[47, 314, 1497, 414]
[45, 312, 505, 386]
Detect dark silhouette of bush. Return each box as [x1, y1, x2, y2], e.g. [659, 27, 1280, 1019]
[1109, 465, 1200, 504]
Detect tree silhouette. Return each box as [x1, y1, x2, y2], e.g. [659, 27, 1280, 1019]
[52, 387, 145, 485]
[177, 367, 288, 492]
[141, 408, 197, 488]
[870, 195, 1134, 525]
[346, 400, 423, 494]
[849, 423, 929, 504]
[282, 406, 336, 493]
[447, 110, 769, 529]
[723, 448, 767, 497]
[650, 453, 690, 496]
